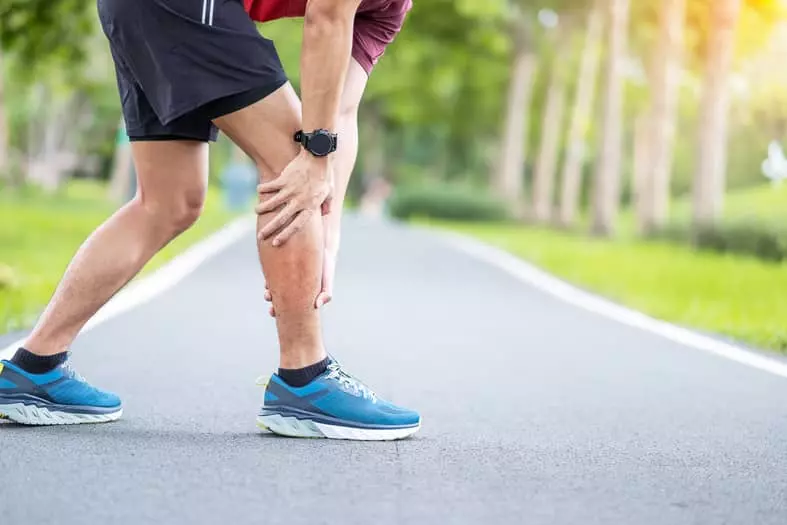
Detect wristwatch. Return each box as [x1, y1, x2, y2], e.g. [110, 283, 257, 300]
[294, 129, 338, 157]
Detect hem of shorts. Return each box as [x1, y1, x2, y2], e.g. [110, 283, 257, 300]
[128, 134, 209, 142]
[159, 75, 289, 127]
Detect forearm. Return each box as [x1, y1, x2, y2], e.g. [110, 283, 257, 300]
[301, 0, 359, 132]
[323, 110, 359, 250]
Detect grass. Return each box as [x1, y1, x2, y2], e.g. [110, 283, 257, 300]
[430, 221, 787, 351]
[0, 180, 237, 334]
[423, 183, 787, 353]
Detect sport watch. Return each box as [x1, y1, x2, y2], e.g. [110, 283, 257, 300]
[294, 129, 338, 157]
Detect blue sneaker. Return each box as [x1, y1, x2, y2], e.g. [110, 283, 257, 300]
[257, 360, 420, 441]
[0, 360, 122, 425]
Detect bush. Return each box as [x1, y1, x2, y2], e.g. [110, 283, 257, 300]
[656, 219, 787, 263]
[388, 183, 510, 222]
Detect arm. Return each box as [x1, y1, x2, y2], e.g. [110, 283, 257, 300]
[300, 0, 361, 134]
[256, 0, 361, 245]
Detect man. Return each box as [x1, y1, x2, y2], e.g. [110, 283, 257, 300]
[0, 0, 419, 441]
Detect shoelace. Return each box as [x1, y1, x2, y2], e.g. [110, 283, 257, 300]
[325, 362, 377, 402]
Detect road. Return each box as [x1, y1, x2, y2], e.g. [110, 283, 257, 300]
[1, 216, 786, 525]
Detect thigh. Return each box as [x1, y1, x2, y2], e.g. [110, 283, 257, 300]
[98, 0, 287, 132]
[353, 0, 413, 74]
[341, 59, 370, 113]
[131, 141, 209, 205]
[212, 82, 303, 181]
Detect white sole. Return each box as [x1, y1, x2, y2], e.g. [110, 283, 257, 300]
[257, 414, 420, 441]
[0, 403, 122, 426]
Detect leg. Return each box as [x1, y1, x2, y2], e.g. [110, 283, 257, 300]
[324, 58, 368, 250]
[265, 59, 368, 314]
[213, 84, 326, 369]
[24, 141, 209, 355]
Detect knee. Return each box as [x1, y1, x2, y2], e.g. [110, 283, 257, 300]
[169, 189, 206, 233]
[137, 187, 206, 236]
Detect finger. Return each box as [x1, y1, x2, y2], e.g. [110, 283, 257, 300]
[272, 210, 311, 247]
[315, 292, 332, 309]
[255, 191, 290, 215]
[259, 203, 298, 241]
[257, 180, 284, 194]
[321, 196, 333, 216]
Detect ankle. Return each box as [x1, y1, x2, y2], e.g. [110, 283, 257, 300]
[22, 336, 68, 358]
[277, 356, 330, 387]
[279, 347, 327, 370]
[10, 348, 68, 374]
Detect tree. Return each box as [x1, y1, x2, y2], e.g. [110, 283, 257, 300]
[0, 50, 8, 179]
[532, 34, 569, 223]
[0, 0, 102, 187]
[590, 0, 630, 236]
[558, 2, 603, 227]
[637, 0, 686, 234]
[494, 6, 538, 211]
[692, 0, 742, 228]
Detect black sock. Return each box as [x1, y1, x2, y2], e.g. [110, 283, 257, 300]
[10, 348, 69, 374]
[278, 357, 330, 388]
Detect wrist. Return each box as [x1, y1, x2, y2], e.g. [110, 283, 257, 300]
[295, 129, 338, 158]
[299, 148, 330, 165]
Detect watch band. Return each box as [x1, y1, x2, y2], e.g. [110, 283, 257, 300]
[294, 129, 338, 157]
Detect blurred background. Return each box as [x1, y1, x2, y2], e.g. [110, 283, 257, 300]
[1, 0, 786, 350]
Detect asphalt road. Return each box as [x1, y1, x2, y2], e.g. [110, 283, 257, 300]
[1, 216, 786, 525]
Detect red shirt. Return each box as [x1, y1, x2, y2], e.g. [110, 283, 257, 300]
[244, 0, 307, 23]
[243, 0, 413, 73]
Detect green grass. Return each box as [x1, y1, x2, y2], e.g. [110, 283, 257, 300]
[0, 180, 236, 334]
[426, 220, 787, 352]
[672, 183, 787, 223]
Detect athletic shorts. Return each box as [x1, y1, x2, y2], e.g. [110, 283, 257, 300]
[244, 0, 413, 74]
[97, 0, 289, 142]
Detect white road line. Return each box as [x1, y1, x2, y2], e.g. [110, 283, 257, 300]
[440, 230, 787, 380]
[0, 217, 255, 360]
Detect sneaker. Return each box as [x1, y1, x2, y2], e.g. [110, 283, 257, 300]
[0, 360, 122, 425]
[257, 360, 420, 441]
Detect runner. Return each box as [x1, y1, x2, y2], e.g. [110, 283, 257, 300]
[0, 0, 419, 440]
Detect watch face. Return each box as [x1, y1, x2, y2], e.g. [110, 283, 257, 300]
[309, 133, 333, 156]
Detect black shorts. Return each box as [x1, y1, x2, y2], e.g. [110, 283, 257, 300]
[97, 0, 288, 142]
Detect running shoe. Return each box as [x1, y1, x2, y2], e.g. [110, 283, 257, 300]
[257, 360, 420, 441]
[0, 360, 122, 425]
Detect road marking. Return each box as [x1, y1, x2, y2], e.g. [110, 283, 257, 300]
[441, 231, 787, 380]
[0, 217, 255, 360]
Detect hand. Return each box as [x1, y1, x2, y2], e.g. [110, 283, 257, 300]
[255, 150, 334, 246]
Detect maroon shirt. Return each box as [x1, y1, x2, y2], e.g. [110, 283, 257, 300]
[243, 0, 412, 73]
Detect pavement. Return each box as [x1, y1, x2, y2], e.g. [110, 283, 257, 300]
[1, 216, 786, 525]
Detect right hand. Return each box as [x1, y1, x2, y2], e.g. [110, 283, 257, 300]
[255, 150, 334, 247]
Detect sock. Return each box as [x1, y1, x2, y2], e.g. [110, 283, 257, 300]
[10, 348, 69, 374]
[278, 357, 330, 388]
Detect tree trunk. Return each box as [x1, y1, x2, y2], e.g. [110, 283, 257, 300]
[109, 117, 135, 202]
[692, 0, 742, 228]
[494, 21, 537, 213]
[639, 0, 686, 234]
[0, 50, 8, 181]
[590, 0, 630, 236]
[532, 54, 568, 223]
[632, 111, 652, 230]
[558, 3, 603, 227]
